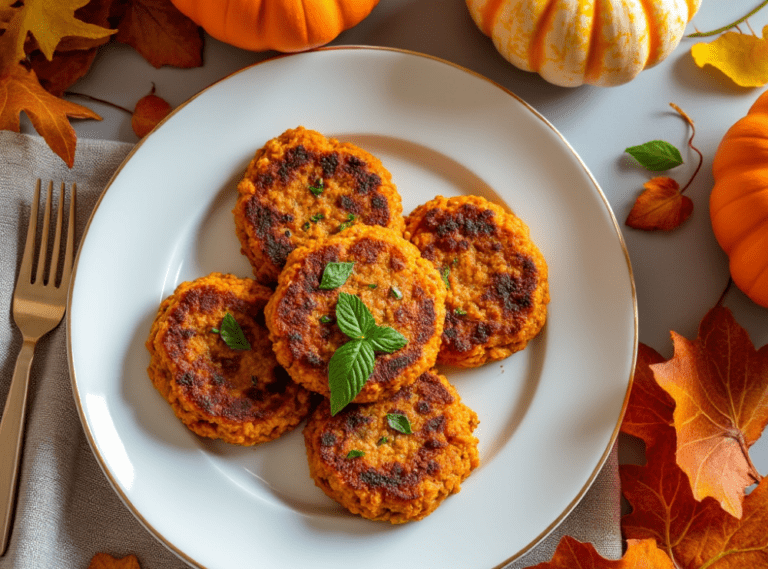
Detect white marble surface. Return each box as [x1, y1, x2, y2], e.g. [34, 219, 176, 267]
[21, 0, 768, 537]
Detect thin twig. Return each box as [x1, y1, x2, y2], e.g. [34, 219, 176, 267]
[687, 0, 768, 37]
[65, 91, 132, 115]
[669, 103, 703, 194]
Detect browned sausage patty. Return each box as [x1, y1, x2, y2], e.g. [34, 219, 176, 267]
[404, 195, 549, 367]
[146, 273, 314, 445]
[265, 225, 446, 403]
[233, 127, 405, 286]
[304, 369, 479, 523]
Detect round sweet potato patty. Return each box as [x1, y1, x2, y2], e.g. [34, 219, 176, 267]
[265, 225, 446, 403]
[404, 195, 549, 367]
[233, 126, 405, 286]
[146, 272, 313, 445]
[303, 369, 479, 523]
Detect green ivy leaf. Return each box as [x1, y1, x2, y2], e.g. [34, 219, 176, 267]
[386, 413, 412, 434]
[319, 262, 355, 290]
[212, 313, 251, 350]
[625, 140, 683, 171]
[329, 339, 375, 415]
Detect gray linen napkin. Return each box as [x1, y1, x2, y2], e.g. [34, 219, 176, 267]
[0, 131, 621, 569]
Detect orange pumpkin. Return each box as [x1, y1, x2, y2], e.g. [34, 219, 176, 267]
[710, 90, 768, 308]
[466, 0, 701, 87]
[170, 0, 379, 53]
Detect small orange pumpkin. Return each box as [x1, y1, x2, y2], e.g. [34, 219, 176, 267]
[710, 90, 768, 308]
[170, 0, 379, 53]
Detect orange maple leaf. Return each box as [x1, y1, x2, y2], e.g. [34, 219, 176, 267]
[529, 535, 675, 568]
[87, 552, 142, 569]
[0, 65, 101, 167]
[115, 0, 202, 69]
[625, 176, 693, 231]
[620, 343, 675, 450]
[131, 85, 171, 138]
[651, 305, 768, 519]
[622, 433, 768, 568]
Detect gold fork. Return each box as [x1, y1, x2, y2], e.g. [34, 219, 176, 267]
[0, 180, 76, 556]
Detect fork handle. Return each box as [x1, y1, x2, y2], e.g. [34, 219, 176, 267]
[0, 339, 36, 556]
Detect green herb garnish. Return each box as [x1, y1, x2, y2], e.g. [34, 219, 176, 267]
[310, 213, 325, 223]
[212, 313, 251, 350]
[346, 449, 365, 458]
[329, 293, 408, 415]
[320, 315, 333, 323]
[389, 286, 403, 300]
[625, 140, 683, 171]
[338, 213, 355, 231]
[440, 266, 451, 289]
[367, 283, 378, 290]
[386, 413, 412, 434]
[308, 179, 324, 196]
[302, 222, 311, 231]
[319, 262, 355, 290]
[454, 308, 467, 316]
[377, 436, 388, 446]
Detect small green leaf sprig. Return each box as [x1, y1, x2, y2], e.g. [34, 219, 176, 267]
[329, 292, 408, 415]
[212, 312, 251, 350]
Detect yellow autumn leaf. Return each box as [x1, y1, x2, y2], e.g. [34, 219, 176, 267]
[0, 0, 114, 70]
[691, 25, 768, 87]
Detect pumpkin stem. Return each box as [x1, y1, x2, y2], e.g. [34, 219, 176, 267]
[687, 0, 768, 37]
[670, 103, 703, 194]
[65, 91, 133, 115]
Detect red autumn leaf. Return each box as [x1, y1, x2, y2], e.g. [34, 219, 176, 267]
[131, 85, 171, 138]
[115, 0, 202, 69]
[625, 176, 693, 231]
[620, 343, 675, 450]
[528, 535, 675, 568]
[0, 65, 101, 167]
[651, 305, 768, 519]
[87, 552, 142, 569]
[28, 48, 98, 96]
[622, 433, 768, 568]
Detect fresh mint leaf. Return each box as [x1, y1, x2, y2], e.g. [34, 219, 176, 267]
[335, 292, 375, 339]
[366, 326, 407, 353]
[386, 413, 412, 434]
[213, 312, 251, 350]
[329, 339, 375, 415]
[346, 449, 365, 458]
[625, 140, 683, 171]
[319, 261, 354, 290]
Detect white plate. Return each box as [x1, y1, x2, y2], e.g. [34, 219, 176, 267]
[68, 47, 636, 569]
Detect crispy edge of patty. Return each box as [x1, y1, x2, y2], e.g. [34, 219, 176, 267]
[303, 369, 479, 523]
[264, 225, 446, 403]
[145, 272, 314, 445]
[233, 126, 405, 286]
[404, 195, 549, 367]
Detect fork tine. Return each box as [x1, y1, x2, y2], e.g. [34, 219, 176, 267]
[48, 183, 65, 286]
[18, 180, 41, 286]
[34, 181, 53, 285]
[61, 183, 76, 287]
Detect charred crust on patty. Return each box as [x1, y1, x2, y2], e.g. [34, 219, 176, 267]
[146, 273, 314, 446]
[265, 225, 446, 403]
[303, 370, 479, 523]
[404, 195, 549, 367]
[233, 127, 405, 285]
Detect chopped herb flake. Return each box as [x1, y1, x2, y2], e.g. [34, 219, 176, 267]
[338, 213, 355, 232]
[389, 286, 403, 300]
[347, 449, 365, 458]
[454, 308, 467, 316]
[302, 222, 311, 231]
[320, 315, 333, 323]
[377, 436, 388, 446]
[440, 266, 451, 289]
[308, 179, 324, 196]
[310, 213, 325, 223]
[367, 283, 378, 289]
